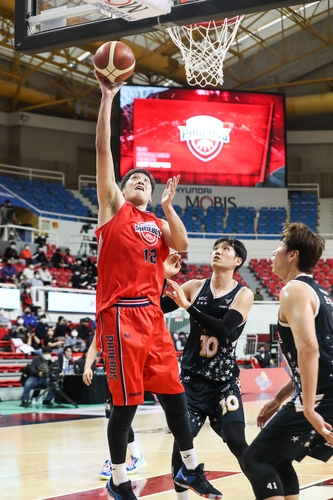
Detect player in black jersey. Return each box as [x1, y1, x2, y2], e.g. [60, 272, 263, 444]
[161, 237, 254, 499]
[242, 223, 333, 500]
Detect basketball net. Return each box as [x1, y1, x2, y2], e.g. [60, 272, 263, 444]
[167, 16, 244, 87]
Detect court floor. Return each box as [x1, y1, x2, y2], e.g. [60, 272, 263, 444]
[1, 395, 333, 500]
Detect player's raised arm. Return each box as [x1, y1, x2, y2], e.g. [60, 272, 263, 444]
[161, 176, 188, 251]
[95, 73, 124, 227]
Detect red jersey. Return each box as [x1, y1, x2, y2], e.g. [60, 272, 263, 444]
[95, 201, 169, 313]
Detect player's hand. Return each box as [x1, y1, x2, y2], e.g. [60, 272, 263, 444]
[164, 252, 181, 279]
[304, 409, 333, 445]
[166, 279, 191, 310]
[94, 70, 124, 96]
[161, 176, 180, 209]
[257, 398, 281, 429]
[83, 366, 93, 386]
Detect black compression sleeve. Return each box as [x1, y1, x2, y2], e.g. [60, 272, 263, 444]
[186, 306, 243, 340]
[160, 294, 179, 313]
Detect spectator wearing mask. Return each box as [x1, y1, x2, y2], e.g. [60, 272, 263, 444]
[19, 244, 33, 265]
[4, 241, 19, 261]
[65, 329, 86, 353]
[50, 277, 58, 287]
[77, 317, 92, 342]
[253, 287, 264, 301]
[35, 314, 49, 342]
[81, 253, 93, 270]
[251, 344, 276, 368]
[21, 286, 34, 311]
[63, 248, 75, 269]
[22, 308, 38, 329]
[31, 270, 44, 287]
[11, 315, 27, 339]
[39, 265, 52, 286]
[51, 248, 63, 269]
[1, 258, 17, 284]
[20, 347, 54, 408]
[71, 268, 84, 289]
[24, 327, 42, 355]
[34, 233, 47, 249]
[32, 246, 49, 266]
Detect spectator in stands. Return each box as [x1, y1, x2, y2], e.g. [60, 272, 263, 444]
[63, 248, 75, 268]
[22, 307, 38, 329]
[4, 241, 19, 261]
[21, 286, 34, 311]
[19, 244, 33, 265]
[65, 328, 86, 353]
[1, 258, 17, 283]
[0, 308, 11, 329]
[54, 316, 69, 339]
[86, 269, 97, 290]
[11, 315, 27, 339]
[58, 345, 74, 376]
[44, 327, 64, 353]
[22, 263, 35, 284]
[39, 264, 52, 286]
[25, 327, 43, 355]
[251, 344, 276, 368]
[34, 233, 47, 248]
[81, 253, 93, 270]
[71, 268, 84, 289]
[77, 317, 92, 343]
[32, 246, 49, 266]
[72, 258, 84, 274]
[50, 277, 58, 287]
[0, 200, 16, 226]
[19, 346, 54, 407]
[51, 248, 63, 268]
[253, 287, 264, 301]
[35, 314, 49, 342]
[31, 270, 44, 287]
[175, 331, 187, 353]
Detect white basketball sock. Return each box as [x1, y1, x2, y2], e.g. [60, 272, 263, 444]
[176, 491, 189, 500]
[127, 441, 141, 459]
[111, 463, 128, 486]
[180, 449, 198, 471]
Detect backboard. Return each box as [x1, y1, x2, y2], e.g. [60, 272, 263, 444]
[15, 0, 301, 55]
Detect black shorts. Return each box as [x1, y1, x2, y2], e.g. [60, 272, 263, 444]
[253, 390, 333, 463]
[181, 371, 245, 440]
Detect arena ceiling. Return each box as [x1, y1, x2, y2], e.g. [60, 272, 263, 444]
[0, 1, 332, 120]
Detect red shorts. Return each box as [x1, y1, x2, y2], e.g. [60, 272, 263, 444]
[96, 297, 184, 406]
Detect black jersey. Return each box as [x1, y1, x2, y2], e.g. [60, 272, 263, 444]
[278, 274, 333, 394]
[181, 278, 246, 383]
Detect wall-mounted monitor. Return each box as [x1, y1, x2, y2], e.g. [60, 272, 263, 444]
[46, 291, 96, 314]
[119, 86, 286, 188]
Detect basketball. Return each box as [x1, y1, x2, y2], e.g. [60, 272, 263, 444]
[93, 41, 135, 84]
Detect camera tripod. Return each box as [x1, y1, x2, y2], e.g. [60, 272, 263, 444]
[50, 380, 78, 408]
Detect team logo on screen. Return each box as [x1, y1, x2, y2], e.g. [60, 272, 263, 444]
[134, 221, 162, 246]
[178, 116, 232, 162]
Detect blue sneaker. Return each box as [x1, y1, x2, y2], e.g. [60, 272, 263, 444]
[106, 478, 137, 499]
[174, 463, 223, 499]
[126, 455, 147, 475]
[99, 459, 112, 480]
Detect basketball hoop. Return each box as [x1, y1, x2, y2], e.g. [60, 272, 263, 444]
[167, 16, 244, 87]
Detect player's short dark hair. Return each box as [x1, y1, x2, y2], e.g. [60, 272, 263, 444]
[213, 236, 247, 272]
[281, 222, 325, 273]
[121, 168, 156, 194]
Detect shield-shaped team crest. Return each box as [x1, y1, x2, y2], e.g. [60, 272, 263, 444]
[178, 115, 232, 162]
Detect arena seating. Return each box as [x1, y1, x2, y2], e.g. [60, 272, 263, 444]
[289, 192, 318, 232]
[250, 257, 332, 299]
[0, 176, 89, 218]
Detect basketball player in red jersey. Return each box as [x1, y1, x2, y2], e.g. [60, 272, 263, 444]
[94, 73, 222, 500]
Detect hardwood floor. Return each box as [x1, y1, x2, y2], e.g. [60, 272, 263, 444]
[1, 398, 333, 499]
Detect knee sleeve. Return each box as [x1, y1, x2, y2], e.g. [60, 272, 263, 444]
[158, 393, 193, 451]
[107, 405, 137, 464]
[242, 445, 284, 499]
[222, 422, 248, 465]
